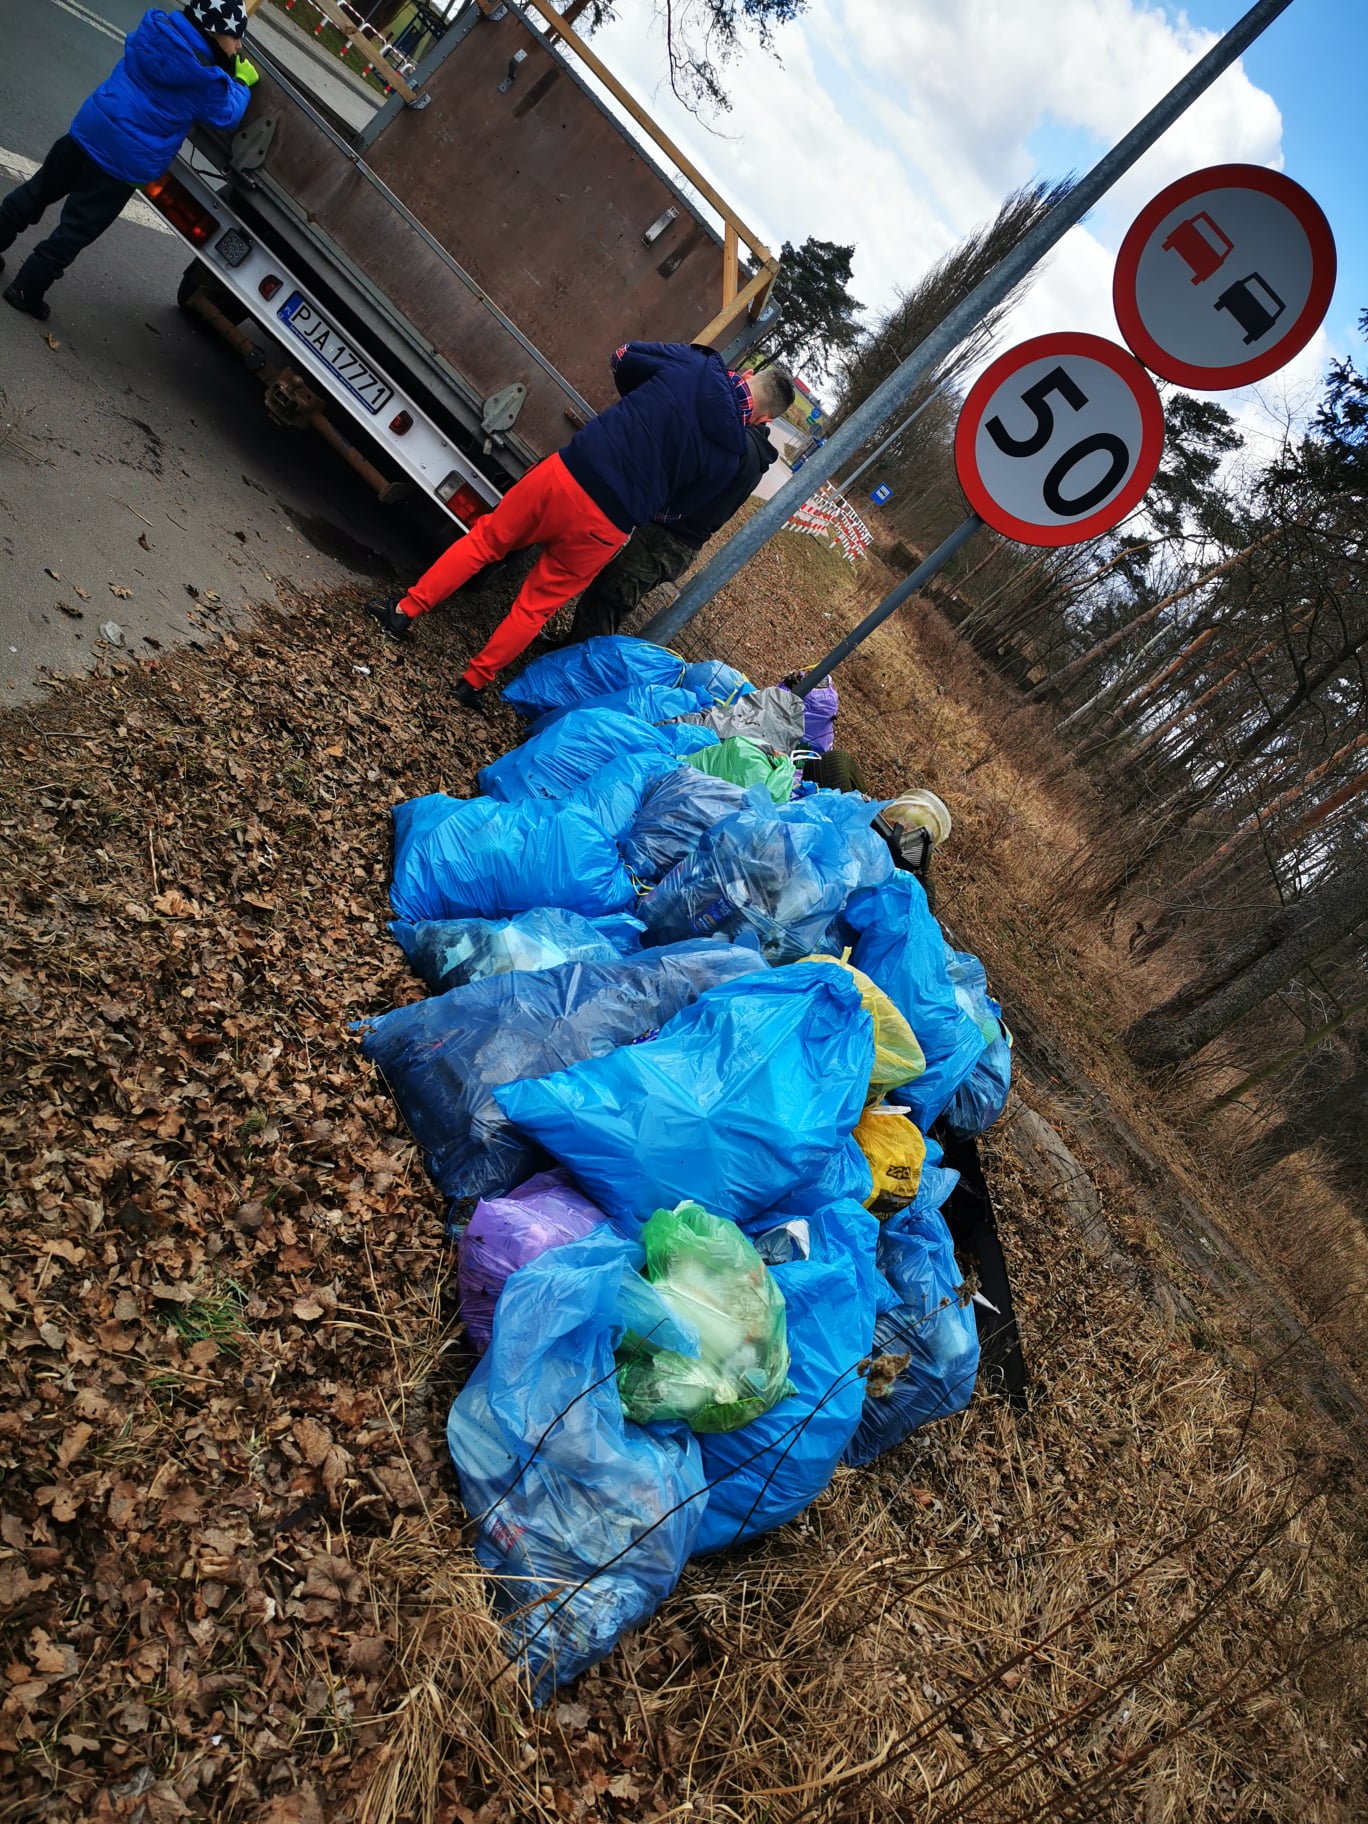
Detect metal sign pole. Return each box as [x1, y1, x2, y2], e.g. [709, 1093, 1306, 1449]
[832, 380, 951, 496]
[793, 514, 984, 695]
[640, 0, 1296, 647]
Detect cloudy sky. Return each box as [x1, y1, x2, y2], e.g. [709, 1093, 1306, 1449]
[583, 0, 1362, 441]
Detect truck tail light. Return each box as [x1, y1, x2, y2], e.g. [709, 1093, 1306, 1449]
[389, 411, 413, 435]
[259, 275, 283, 300]
[437, 474, 494, 522]
[142, 173, 216, 244]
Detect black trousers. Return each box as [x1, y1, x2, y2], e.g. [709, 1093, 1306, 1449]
[569, 521, 697, 643]
[0, 135, 136, 297]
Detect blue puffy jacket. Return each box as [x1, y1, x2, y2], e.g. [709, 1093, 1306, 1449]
[560, 342, 749, 535]
[71, 9, 250, 186]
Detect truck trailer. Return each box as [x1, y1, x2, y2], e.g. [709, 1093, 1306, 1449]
[147, 0, 780, 531]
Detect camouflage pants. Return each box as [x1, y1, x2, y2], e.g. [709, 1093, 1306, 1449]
[569, 521, 697, 642]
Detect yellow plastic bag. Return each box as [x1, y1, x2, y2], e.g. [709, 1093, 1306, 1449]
[854, 1105, 927, 1210]
[802, 953, 925, 1096]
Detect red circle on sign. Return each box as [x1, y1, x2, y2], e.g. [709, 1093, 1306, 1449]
[1113, 164, 1336, 389]
[955, 332, 1166, 547]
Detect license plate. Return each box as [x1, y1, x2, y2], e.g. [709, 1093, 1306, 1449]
[278, 293, 393, 414]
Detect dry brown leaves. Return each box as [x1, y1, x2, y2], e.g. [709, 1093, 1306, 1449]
[0, 556, 1362, 1824]
[0, 589, 521, 1821]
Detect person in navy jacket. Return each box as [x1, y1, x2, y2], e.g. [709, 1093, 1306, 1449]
[365, 343, 795, 707]
[568, 418, 780, 642]
[0, 2, 255, 321]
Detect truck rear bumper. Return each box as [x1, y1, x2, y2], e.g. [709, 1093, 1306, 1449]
[151, 160, 503, 529]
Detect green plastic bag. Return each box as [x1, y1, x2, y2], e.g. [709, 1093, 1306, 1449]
[685, 736, 796, 805]
[617, 1202, 793, 1433]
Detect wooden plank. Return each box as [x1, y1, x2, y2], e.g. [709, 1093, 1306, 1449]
[309, 0, 420, 105]
[513, 0, 773, 265]
[693, 258, 778, 348]
[722, 222, 739, 306]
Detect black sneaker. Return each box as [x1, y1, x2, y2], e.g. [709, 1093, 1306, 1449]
[453, 678, 483, 710]
[3, 280, 50, 322]
[363, 593, 415, 641]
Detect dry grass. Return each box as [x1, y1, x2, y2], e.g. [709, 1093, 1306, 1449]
[2, 531, 1363, 1823]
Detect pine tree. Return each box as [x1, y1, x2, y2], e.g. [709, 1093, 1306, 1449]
[753, 237, 862, 383]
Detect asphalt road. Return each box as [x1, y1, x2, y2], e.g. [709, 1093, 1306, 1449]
[0, 0, 426, 704]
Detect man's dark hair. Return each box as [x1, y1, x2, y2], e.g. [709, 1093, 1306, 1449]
[752, 366, 796, 417]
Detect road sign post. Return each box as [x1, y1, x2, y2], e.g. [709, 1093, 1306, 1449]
[1113, 163, 1336, 389]
[794, 333, 1164, 691]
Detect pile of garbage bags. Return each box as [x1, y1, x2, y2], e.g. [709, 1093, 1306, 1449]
[361, 636, 1012, 1701]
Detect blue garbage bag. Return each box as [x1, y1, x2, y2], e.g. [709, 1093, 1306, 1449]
[941, 949, 1013, 1134]
[563, 748, 683, 842]
[776, 791, 893, 895]
[528, 684, 712, 734]
[495, 962, 874, 1225]
[390, 793, 636, 923]
[656, 722, 722, 758]
[618, 768, 763, 883]
[759, 1136, 874, 1215]
[503, 635, 684, 715]
[844, 875, 986, 1130]
[447, 1226, 708, 1704]
[694, 1198, 878, 1554]
[361, 941, 763, 1203]
[842, 1153, 979, 1466]
[479, 708, 679, 803]
[680, 659, 753, 703]
[639, 804, 873, 964]
[388, 908, 642, 995]
[943, 1036, 1013, 1135]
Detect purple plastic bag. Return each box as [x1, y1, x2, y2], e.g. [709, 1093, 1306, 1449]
[801, 678, 839, 752]
[458, 1169, 607, 1353]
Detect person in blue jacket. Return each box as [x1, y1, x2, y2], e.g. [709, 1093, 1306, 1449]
[364, 343, 794, 707]
[0, 2, 256, 321]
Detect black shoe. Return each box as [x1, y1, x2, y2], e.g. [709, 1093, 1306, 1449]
[454, 678, 483, 710]
[3, 280, 50, 322]
[363, 592, 415, 641]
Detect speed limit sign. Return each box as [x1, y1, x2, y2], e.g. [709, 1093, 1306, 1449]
[954, 332, 1165, 547]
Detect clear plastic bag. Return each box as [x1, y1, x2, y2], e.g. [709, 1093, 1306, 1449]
[640, 804, 869, 963]
[389, 908, 642, 994]
[617, 1202, 793, 1433]
[447, 1226, 707, 1704]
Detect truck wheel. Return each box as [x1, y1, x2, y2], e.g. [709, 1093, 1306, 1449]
[803, 749, 868, 794]
[177, 259, 246, 326]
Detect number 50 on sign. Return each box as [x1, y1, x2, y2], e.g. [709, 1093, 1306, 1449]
[955, 332, 1166, 547]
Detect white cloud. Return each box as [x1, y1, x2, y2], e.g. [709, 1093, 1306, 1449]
[574, 0, 1334, 441]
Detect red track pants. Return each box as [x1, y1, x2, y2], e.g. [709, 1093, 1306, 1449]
[400, 453, 629, 689]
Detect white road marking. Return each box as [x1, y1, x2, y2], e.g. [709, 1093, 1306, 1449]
[42, 0, 125, 45]
[0, 146, 176, 238]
